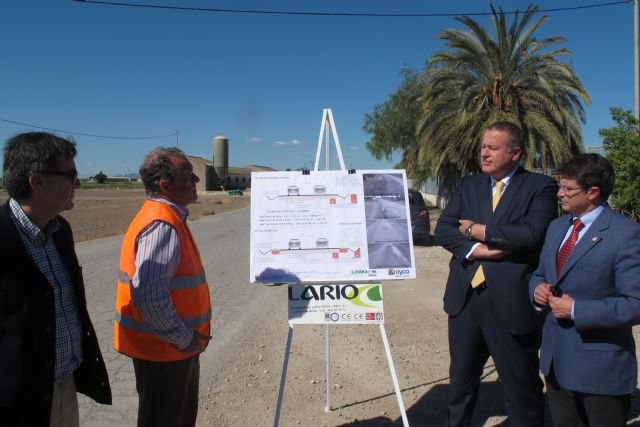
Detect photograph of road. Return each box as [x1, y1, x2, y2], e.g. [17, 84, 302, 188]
[363, 173, 412, 268]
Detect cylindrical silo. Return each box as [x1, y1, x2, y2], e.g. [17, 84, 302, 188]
[212, 135, 229, 189]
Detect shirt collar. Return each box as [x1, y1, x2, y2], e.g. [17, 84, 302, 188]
[150, 195, 189, 221]
[572, 203, 605, 229]
[9, 198, 60, 243]
[491, 165, 519, 188]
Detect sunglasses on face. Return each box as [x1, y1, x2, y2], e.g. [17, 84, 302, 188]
[37, 168, 79, 181]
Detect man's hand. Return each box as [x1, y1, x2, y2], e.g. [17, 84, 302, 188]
[471, 243, 511, 260]
[181, 330, 211, 354]
[549, 293, 574, 319]
[533, 283, 554, 307]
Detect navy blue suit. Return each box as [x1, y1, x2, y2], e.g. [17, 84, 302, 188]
[435, 167, 557, 426]
[529, 205, 640, 396]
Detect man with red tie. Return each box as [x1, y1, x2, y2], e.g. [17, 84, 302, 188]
[530, 153, 640, 426]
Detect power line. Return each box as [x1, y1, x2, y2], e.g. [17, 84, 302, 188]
[72, 0, 632, 17]
[0, 118, 177, 140]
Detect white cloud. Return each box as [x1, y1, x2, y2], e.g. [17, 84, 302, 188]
[273, 139, 304, 146]
[247, 136, 262, 144]
[350, 145, 360, 151]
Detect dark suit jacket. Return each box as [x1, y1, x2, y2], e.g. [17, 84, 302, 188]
[435, 167, 558, 334]
[0, 201, 111, 425]
[529, 206, 640, 395]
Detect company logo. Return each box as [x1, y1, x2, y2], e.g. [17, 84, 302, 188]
[289, 284, 359, 301]
[388, 268, 411, 277]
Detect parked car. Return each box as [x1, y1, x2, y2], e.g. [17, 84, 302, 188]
[408, 188, 431, 245]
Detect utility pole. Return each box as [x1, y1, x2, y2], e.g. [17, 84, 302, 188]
[176, 129, 180, 147]
[635, 0, 639, 120]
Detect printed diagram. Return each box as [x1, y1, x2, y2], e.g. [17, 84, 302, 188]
[249, 170, 416, 283]
[267, 185, 357, 204]
[260, 237, 362, 258]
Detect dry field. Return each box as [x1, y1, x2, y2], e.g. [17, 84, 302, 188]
[0, 188, 251, 242]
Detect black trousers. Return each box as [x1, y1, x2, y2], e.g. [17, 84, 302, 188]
[133, 354, 200, 427]
[447, 286, 544, 427]
[545, 368, 630, 427]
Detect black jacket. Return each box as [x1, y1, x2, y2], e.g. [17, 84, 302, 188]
[0, 201, 111, 425]
[435, 168, 558, 334]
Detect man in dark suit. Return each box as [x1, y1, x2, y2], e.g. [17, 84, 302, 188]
[530, 153, 640, 426]
[435, 121, 558, 426]
[0, 132, 111, 426]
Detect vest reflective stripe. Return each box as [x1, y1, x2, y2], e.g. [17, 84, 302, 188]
[118, 270, 206, 290]
[114, 199, 211, 362]
[115, 309, 211, 334]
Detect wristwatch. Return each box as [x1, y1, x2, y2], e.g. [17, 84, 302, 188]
[465, 223, 475, 240]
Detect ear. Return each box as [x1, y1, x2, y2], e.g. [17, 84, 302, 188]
[158, 178, 171, 193]
[511, 147, 523, 162]
[28, 173, 44, 192]
[587, 186, 602, 202]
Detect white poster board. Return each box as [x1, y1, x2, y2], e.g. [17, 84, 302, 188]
[250, 169, 416, 283]
[288, 284, 384, 325]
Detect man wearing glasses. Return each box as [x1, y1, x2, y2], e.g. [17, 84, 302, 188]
[530, 153, 640, 426]
[0, 132, 111, 426]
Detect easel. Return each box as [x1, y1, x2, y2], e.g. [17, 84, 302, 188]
[273, 109, 409, 427]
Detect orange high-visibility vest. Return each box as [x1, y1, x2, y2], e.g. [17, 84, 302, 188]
[114, 199, 211, 361]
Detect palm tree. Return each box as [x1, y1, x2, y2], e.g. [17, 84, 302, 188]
[414, 4, 590, 182]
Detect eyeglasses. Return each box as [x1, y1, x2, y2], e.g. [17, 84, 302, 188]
[37, 168, 78, 181]
[557, 184, 584, 195]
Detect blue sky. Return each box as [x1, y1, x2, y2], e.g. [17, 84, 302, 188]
[0, 0, 634, 178]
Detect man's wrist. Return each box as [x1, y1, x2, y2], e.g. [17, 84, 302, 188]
[465, 223, 476, 240]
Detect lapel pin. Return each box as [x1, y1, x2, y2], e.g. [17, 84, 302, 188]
[592, 236, 598, 241]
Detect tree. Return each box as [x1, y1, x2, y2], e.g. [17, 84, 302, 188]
[94, 171, 107, 184]
[599, 108, 640, 221]
[364, 4, 590, 186]
[363, 67, 425, 171]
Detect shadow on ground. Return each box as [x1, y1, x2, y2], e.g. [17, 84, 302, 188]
[335, 381, 506, 427]
[337, 384, 640, 427]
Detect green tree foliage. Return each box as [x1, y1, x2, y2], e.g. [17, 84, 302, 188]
[599, 108, 640, 221]
[363, 4, 590, 186]
[93, 171, 107, 184]
[363, 68, 425, 169]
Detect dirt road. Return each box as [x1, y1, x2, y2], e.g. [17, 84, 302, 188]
[74, 207, 474, 427]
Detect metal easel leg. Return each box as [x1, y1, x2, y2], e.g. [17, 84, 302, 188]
[380, 323, 410, 427]
[325, 324, 332, 412]
[274, 325, 294, 427]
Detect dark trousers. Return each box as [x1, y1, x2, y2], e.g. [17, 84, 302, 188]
[133, 355, 200, 427]
[545, 368, 630, 427]
[447, 286, 544, 427]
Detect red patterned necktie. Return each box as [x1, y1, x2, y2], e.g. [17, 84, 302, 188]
[556, 218, 584, 275]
